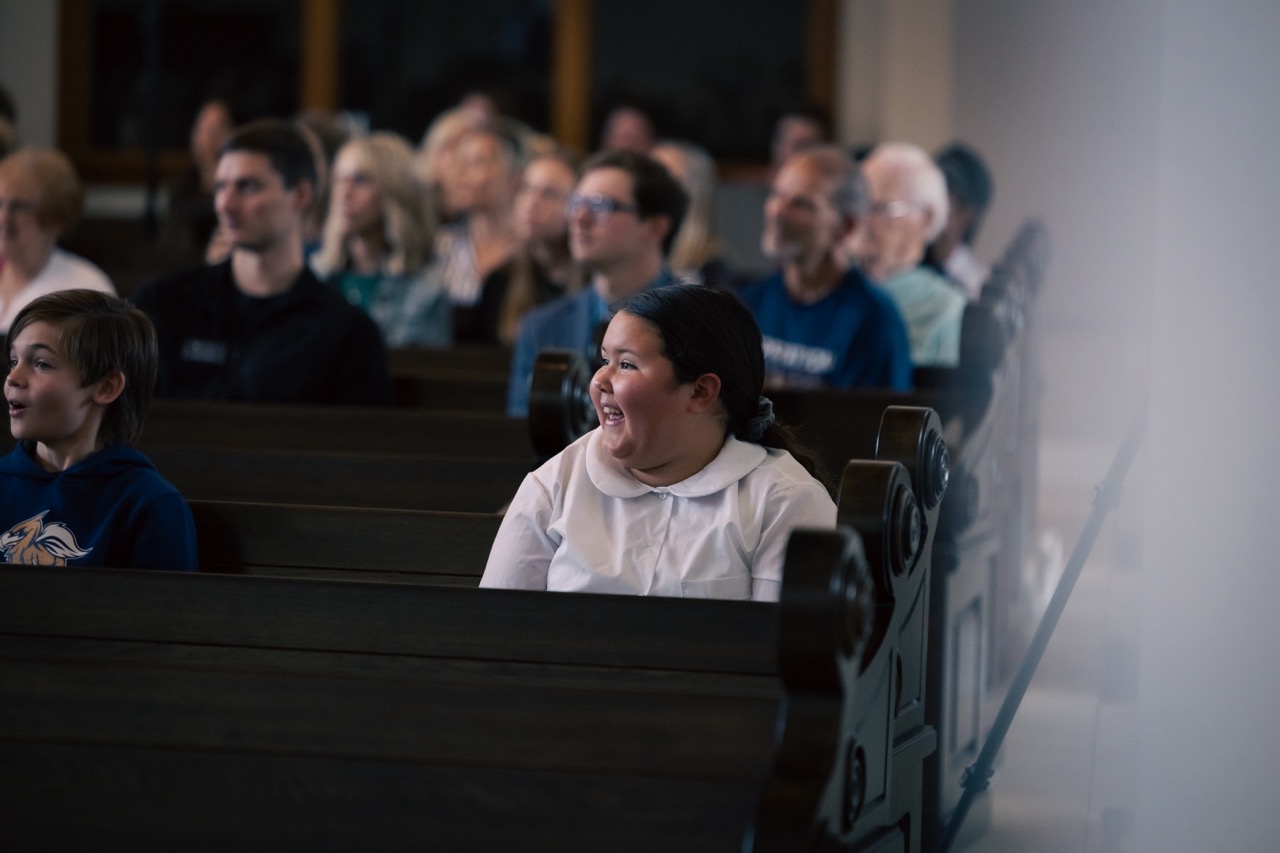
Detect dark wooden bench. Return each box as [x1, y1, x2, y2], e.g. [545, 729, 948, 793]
[144, 446, 529, 512]
[191, 500, 501, 586]
[0, 401, 536, 460]
[388, 344, 512, 412]
[184, 405, 943, 588]
[0, 425, 943, 851]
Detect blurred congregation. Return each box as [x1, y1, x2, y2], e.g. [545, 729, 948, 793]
[0, 1, 998, 412]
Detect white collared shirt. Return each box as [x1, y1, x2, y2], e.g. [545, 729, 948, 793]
[480, 430, 837, 601]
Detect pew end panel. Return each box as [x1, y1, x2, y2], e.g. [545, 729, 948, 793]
[752, 412, 945, 852]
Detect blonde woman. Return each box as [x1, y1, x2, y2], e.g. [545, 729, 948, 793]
[477, 151, 586, 345]
[311, 132, 450, 347]
[430, 124, 526, 340]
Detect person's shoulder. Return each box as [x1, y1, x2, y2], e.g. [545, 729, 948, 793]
[135, 259, 230, 302]
[838, 266, 901, 313]
[741, 446, 835, 510]
[48, 249, 115, 293]
[521, 287, 593, 334]
[293, 268, 377, 317]
[69, 445, 176, 491]
[736, 270, 784, 304]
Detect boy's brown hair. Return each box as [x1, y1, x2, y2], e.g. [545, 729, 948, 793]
[8, 289, 157, 447]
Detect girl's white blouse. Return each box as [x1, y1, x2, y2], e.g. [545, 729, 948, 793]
[480, 429, 837, 601]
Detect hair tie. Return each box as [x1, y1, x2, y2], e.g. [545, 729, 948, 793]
[740, 396, 775, 442]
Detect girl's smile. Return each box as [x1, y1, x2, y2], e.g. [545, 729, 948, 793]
[590, 310, 724, 487]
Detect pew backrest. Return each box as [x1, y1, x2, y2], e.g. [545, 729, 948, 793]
[191, 500, 500, 585]
[146, 446, 529, 512]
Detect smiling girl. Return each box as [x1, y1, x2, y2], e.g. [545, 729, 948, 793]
[481, 284, 835, 601]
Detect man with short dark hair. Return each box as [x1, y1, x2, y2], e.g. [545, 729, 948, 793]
[506, 149, 687, 416]
[134, 119, 391, 405]
[738, 145, 912, 390]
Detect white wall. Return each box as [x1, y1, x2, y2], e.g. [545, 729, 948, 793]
[0, 2, 59, 148]
[1138, 3, 1280, 850]
[949, 1, 1163, 445]
[941, 2, 1280, 849]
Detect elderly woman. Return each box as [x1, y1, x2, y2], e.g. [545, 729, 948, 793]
[309, 132, 450, 347]
[0, 148, 115, 332]
[845, 142, 966, 367]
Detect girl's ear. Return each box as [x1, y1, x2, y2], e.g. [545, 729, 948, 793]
[91, 370, 126, 406]
[687, 372, 722, 413]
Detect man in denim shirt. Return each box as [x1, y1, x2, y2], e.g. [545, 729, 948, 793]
[506, 150, 687, 417]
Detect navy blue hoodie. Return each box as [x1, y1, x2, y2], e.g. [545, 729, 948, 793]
[0, 442, 197, 570]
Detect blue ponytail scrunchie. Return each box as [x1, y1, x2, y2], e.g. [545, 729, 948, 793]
[739, 396, 775, 442]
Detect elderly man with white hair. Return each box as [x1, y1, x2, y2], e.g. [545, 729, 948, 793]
[846, 142, 966, 367]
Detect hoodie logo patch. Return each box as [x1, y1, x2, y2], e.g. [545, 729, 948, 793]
[0, 511, 93, 566]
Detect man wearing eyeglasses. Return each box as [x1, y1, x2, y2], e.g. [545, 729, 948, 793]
[845, 142, 966, 367]
[737, 145, 913, 391]
[506, 149, 687, 417]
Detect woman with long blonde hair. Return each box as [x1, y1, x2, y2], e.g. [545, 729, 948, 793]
[311, 132, 450, 347]
[475, 150, 586, 345]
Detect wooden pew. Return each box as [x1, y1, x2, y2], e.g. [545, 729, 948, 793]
[146, 400, 531, 458]
[185, 402, 942, 589]
[525, 219, 1050, 849]
[388, 344, 512, 412]
[0, 421, 943, 852]
[144, 446, 529, 512]
[191, 500, 501, 586]
[0, 400, 536, 460]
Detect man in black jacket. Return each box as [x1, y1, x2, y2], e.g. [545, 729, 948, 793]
[133, 119, 391, 405]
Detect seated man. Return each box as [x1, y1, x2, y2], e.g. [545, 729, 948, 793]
[133, 119, 391, 405]
[737, 146, 912, 391]
[847, 142, 966, 368]
[506, 149, 687, 417]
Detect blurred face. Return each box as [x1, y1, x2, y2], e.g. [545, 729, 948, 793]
[514, 156, 575, 244]
[213, 151, 306, 253]
[6, 321, 98, 456]
[591, 311, 699, 485]
[761, 157, 848, 270]
[0, 171, 57, 269]
[772, 116, 825, 168]
[852, 158, 931, 282]
[568, 167, 654, 272]
[191, 101, 234, 177]
[331, 149, 384, 239]
[601, 108, 655, 154]
[454, 132, 514, 213]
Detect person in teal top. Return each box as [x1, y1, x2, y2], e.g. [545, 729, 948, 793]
[310, 132, 451, 347]
[846, 142, 965, 367]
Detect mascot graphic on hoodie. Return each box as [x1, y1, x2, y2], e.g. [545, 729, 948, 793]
[0, 512, 92, 566]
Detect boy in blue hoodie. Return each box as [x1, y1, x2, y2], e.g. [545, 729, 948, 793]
[2, 289, 197, 569]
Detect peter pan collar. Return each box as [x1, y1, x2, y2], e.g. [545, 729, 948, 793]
[585, 430, 767, 499]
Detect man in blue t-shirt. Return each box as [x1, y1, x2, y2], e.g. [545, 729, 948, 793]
[737, 145, 912, 391]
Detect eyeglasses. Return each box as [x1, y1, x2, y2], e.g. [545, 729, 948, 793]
[867, 199, 921, 219]
[0, 197, 36, 217]
[565, 192, 639, 220]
